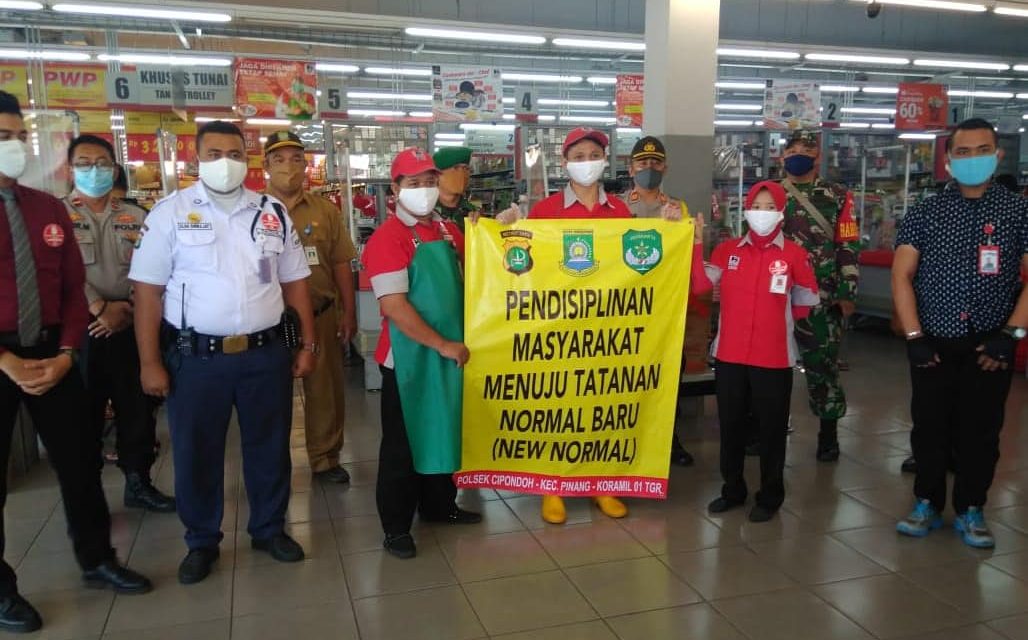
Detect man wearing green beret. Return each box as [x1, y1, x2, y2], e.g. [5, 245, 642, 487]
[433, 146, 479, 232]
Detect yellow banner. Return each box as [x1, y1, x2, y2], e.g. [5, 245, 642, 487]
[43, 64, 107, 109]
[456, 218, 693, 499]
[0, 64, 29, 106]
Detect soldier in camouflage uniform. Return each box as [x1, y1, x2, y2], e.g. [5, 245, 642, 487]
[779, 130, 860, 462]
[433, 146, 480, 233]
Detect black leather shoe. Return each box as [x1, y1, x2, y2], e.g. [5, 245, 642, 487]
[251, 533, 305, 562]
[422, 507, 482, 525]
[817, 421, 840, 462]
[83, 560, 152, 594]
[0, 593, 42, 633]
[383, 533, 416, 559]
[313, 465, 351, 484]
[670, 436, 695, 467]
[178, 547, 219, 585]
[749, 504, 778, 523]
[901, 456, 917, 474]
[708, 497, 745, 514]
[124, 472, 177, 513]
[816, 443, 840, 462]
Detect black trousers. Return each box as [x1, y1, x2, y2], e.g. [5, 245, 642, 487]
[0, 338, 115, 595]
[715, 360, 793, 510]
[84, 328, 157, 475]
[376, 366, 457, 536]
[910, 335, 1013, 514]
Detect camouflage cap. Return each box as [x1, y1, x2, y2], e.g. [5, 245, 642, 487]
[785, 129, 820, 149]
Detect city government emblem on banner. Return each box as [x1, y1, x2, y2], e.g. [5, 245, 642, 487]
[622, 229, 663, 274]
[560, 229, 598, 276]
[500, 229, 534, 275]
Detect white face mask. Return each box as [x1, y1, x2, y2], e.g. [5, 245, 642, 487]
[398, 186, 439, 217]
[565, 159, 606, 187]
[198, 157, 247, 193]
[0, 139, 29, 180]
[744, 209, 783, 237]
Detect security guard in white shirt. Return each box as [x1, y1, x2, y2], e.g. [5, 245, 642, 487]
[129, 121, 317, 586]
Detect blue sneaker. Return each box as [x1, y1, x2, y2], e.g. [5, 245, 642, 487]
[896, 499, 943, 537]
[954, 507, 995, 549]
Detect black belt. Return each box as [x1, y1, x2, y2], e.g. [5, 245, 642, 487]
[174, 326, 280, 355]
[0, 325, 60, 349]
[314, 299, 334, 317]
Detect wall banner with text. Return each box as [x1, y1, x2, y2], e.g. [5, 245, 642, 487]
[234, 58, 316, 120]
[895, 83, 948, 131]
[0, 64, 29, 106]
[106, 66, 233, 110]
[431, 66, 503, 122]
[763, 80, 820, 130]
[615, 74, 644, 127]
[455, 219, 692, 499]
[43, 64, 107, 110]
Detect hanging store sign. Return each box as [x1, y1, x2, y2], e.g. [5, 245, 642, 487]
[615, 74, 644, 127]
[317, 72, 346, 119]
[106, 66, 233, 110]
[0, 64, 29, 106]
[234, 58, 317, 120]
[43, 64, 107, 110]
[763, 80, 820, 130]
[431, 66, 503, 123]
[895, 83, 948, 131]
[465, 128, 514, 155]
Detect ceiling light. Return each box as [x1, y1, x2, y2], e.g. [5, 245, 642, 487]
[460, 123, 515, 130]
[559, 116, 616, 124]
[995, 2, 1028, 16]
[246, 118, 293, 126]
[914, 59, 1010, 71]
[839, 122, 872, 129]
[1018, 93, 1028, 100]
[804, 53, 910, 65]
[0, 2, 43, 9]
[435, 133, 466, 140]
[98, 53, 231, 66]
[347, 91, 432, 101]
[715, 81, 766, 90]
[407, 111, 433, 118]
[899, 133, 940, 139]
[434, 140, 466, 148]
[52, 3, 231, 21]
[841, 107, 896, 115]
[848, 0, 985, 11]
[871, 123, 896, 129]
[347, 109, 406, 117]
[616, 127, 642, 134]
[538, 98, 609, 107]
[862, 86, 900, 94]
[363, 66, 432, 77]
[195, 116, 240, 123]
[714, 119, 756, 126]
[502, 72, 583, 83]
[821, 85, 861, 92]
[405, 27, 545, 45]
[715, 103, 763, 111]
[587, 76, 618, 85]
[1023, 114, 1028, 120]
[1015, 65, 1028, 72]
[315, 63, 359, 73]
[551, 37, 645, 52]
[538, 115, 556, 121]
[0, 49, 91, 61]
[502, 97, 515, 104]
[717, 48, 800, 60]
[948, 89, 1015, 98]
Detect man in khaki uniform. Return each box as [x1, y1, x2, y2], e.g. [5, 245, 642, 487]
[263, 131, 358, 483]
[64, 134, 176, 512]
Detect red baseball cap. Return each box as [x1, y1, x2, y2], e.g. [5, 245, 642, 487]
[391, 147, 438, 181]
[745, 180, 788, 211]
[562, 127, 609, 156]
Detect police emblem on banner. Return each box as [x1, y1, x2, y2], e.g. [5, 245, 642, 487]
[560, 229, 598, 276]
[622, 229, 663, 275]
[500, 229, 533, 275]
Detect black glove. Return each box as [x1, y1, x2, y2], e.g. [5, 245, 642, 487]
[979, 330, 1017, 363]
[906, 337, 939, 367]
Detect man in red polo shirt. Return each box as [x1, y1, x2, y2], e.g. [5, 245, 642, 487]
[528, 128, 632, 219]
[361, 147, 481, 560]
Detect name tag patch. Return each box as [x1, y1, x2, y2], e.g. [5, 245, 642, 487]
[305, 245, 320, 266]
[727, 255, 741, 270]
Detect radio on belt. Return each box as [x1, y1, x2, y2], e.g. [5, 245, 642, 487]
[175, 282, 195, 356]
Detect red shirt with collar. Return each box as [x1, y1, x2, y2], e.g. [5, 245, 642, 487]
[705, 231, 818, 369]
[0, 184, 89, 350]
[529, 185, 632, 219]
[361, 213, 464, 367]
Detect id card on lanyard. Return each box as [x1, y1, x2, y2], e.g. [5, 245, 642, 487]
[979, 222, 999, 276]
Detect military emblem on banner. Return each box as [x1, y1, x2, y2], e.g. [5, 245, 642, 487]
[622, 229, 663, 275]
[500, 229, 534, 275]
[560, 229, 598, 276]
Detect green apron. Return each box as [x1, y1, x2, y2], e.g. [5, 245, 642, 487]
[389, 226, 464, 474]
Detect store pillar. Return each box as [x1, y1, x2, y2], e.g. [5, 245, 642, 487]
[643, 0, 719, 217]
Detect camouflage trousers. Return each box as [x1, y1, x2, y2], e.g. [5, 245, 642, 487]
[794, 304, 847, 421]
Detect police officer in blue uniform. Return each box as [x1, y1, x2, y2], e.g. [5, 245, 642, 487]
[129, 121, 317, 585]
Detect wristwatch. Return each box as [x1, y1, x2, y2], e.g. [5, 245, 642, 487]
[302, 342, 321, 356]
[1002, 326, 1027, 340]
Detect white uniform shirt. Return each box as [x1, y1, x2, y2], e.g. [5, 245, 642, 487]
[129, 182, 311, 336]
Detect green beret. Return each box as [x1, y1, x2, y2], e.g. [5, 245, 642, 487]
[433, 146, 473, 170]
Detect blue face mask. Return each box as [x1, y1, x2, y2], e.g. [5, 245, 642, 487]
[73, 166, 114, 198]
[948, 153, 998, 187]
[783, 154, 816, 177]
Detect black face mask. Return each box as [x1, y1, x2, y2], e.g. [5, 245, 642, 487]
[783, 154, 816, 176]
[634, 168, 663, 190]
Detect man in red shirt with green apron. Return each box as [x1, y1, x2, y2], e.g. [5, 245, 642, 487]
[361, 148, 481, 559]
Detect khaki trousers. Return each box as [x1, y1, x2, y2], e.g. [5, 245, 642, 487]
[302, 306, 346, 472]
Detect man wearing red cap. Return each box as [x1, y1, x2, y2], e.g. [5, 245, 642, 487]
[361, 147, 481, 559]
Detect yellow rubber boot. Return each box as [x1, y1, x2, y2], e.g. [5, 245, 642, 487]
[541, 494, 566, 524]
[594, 496, 628, 519]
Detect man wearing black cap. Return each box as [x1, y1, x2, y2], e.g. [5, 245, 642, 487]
[263, 131, 358, 485]
[433, 146, 479, 232]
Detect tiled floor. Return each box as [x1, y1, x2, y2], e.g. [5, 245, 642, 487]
[6, 329, 1028, 639]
